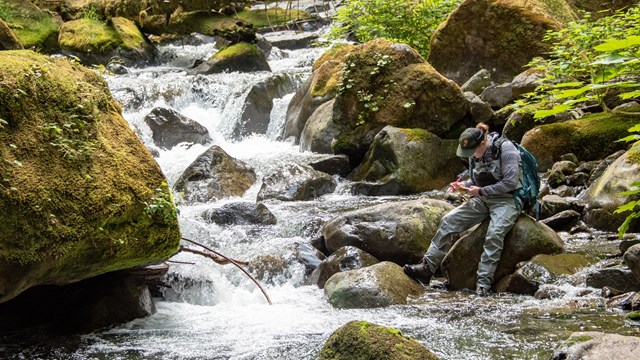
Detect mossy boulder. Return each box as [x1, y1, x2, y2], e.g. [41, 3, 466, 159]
[140, 10, 255, 42]
[0, 50, 181, 304]
[0, 0, 58, 50]
[0, 18, 23, 50]
[190, 42, 271, 75]
[441, 215, 565, 290]
[58, 17, 155, 66]
[349, 126, 464, 195]
[428, 0, 577, 85]
[323, 262, 425, 309]
[320, 320, 440, 360]
[520, 112, 636, 171]
[323, 199, 454, 265]
[581, 147, 640, 232]
[235, 7, 312, 29]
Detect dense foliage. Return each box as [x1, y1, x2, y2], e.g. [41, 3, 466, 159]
[329, 0, 460, 58]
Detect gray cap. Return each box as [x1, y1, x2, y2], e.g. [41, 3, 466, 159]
[456, 128, 485, 157]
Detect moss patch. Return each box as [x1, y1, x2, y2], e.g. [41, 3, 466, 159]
[142, 10, 254, 41]
[0, 50, 181, 303]
[0, 0, 57, 49]
[235, 7, 311, 28]
[58, 18, 120, 53]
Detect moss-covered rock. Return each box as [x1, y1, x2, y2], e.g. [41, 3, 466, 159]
[320, 320, 440, 360]
[520, 112, 636, 171]
[0, 0, 58, 50]
[0, 50, 181, 304]
[58, 17, 155, 66]
[428, 0, 577, 85]
[190, 41, 271, 75]
[582, 146, 640, 232]
[323, 198, 454, 265]
[0, 18, 23, 50]
[235, 7, 312, 29]
[349, 126, 464, 194]
[323, 262, 425, 308]
[140, 10, 255, 42]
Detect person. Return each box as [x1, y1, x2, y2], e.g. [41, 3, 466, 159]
[403, 123, 522, 296]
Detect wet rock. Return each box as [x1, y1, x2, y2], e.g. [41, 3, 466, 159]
[323, 262, 424, 308]
[233, 74, 296, 139]
[464, 92, 494, 123]
[495, 253, 597, 295]
[319, 320, 440, 360]
[565, 172, 589, 187]
[349, 126, 464, 195]
[550, 332, 640, 360]
[174, 145, 256, 204]
[323, 198, 454, 265]
[624, 244, 640, 283]
[294, 242, 327, 277]
[441, 215, 565, 291]
[257, 163, 336, 201]
[308, 154, 351, 178]
[248, 241, 326, 286]
[550, 185, 577, 198]
[201, 202, 276, 225]
[299, 99, 342, 154]
[539, 194, 581, 220]
[585, 267, 640, 293]
[480, 83, 514, 109]
[621, 240, 640, 254]
[308, 246, 379, 289]
[540, 210, 581, 232]
[460, 69, 492, 95]
[190, 42, 271, 75]
[582, 148, 640, 232]
[144, 107, 211, 149]
[588, 150, 625, 185]
[607, 292, 640, 311]
[262, 30, 319, 50]
[427, 0, 576, 84]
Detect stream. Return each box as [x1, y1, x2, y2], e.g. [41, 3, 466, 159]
[6, 29, 640, 360]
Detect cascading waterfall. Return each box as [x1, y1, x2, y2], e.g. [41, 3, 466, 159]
[7, 31, 639, 360]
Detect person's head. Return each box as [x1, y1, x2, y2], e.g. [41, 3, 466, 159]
[456, 123, 489, 158]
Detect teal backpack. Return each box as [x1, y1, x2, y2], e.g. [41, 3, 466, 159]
[493, 137, 541, 219]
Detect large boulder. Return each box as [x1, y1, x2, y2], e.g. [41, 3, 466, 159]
[581, 147, 640, 232]
[428, 0, 577, 85]
[0, 0, 57, 50]
[308, 246, 379, 289]
[520, 112, 637, 171]
[299, 99, 341, 154]
[320, 321, 440, 360]
[201, 202, 277, 225]
[257, 163, 336, 201]
[174, 145, 257, 204]
[441, 215, 565, 290]
[190, 42, 271, 75]
[323, 199, 454, 265]
[58, 17, 155, 66]
[349, 126, 464, 195]
[144, 107, 211, 149]
[551, 332, 640, 360]
[323, 262, 424, 308]
[140, 10, 255, 42]
[0, 50, 181, 303]
[0, 19, 23, 50]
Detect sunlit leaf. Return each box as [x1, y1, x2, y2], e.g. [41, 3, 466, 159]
[595, 35, 640, 52]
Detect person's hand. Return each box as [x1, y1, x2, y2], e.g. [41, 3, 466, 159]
[448, 180, 464, 192]
[468, 186, 482, 196]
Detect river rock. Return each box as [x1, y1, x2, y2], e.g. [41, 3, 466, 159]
[299, 99, 342, 154]
[624, 245, 640, 283]
[1, 0, 56, 50]
[232, 73, 296, 139]
[550, 331, 640, 360]
[607, 291, 640, 311]
[58, 17, 156, 67]
[441, 215, 565, 291]
[348, 126, 463, 195]
[319, 320, 440, 360]
[174, 145, 257, 204]
[0, 19, 23, 50]
[0, 50, 181, 304]
[257, 163, 336, 201]
[190, 42, 271, 75]
[539, 210, 581, 232]
[262, 30, 319, 50]
[495, 253, 597, 295]
[428, 0, 576, 85]
[201, 202, 277, 225]
[581, 147, 640, 232]
[307, 246, 379, 289]
[585, 266, 640, 293]
[144, 107, 211, 149]
[323, 262, 424, 309]
[520, 112, 637, 171]
[323, 198, 455, 265]
[140, 11, 255, 43]
[308, 154, 351, 177]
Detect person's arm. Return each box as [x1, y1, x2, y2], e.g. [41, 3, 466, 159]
[480, 141, 520, 196]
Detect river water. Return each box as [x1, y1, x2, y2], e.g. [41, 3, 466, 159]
[7, 31, 640, 360]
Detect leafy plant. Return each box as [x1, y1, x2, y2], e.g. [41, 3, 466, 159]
[81, 5, 102, 21]
[144, 184, 179, 223]
[329, 0, 460, 58]
[615, 124, 640, 237]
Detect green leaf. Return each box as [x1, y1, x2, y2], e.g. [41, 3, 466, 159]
[595, 35, 640, 52]
[618, 134, 640, 143]
[591, 53, 633, 65]
[534, 104, 570, 119]
[614, 200, 640, 213]
[620, 89, 640, 100]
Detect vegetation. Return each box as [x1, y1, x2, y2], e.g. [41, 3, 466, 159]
[0, 0, 57, 49]
[329, 0, 460, 58]
[236, 6, 312, 28]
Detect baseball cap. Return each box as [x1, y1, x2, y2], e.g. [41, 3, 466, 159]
[456, 128, 485, 157]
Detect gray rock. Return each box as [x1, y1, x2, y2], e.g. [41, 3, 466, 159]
[460, 69, 492, 95]
[263, 30, 320, 50]
[308, 246, 378, 288]
[585, 267, 640, 293]
[308, 154, 351, 177]
[480, 83, 514, 109]
[201, 202, 276, 225]
[257, 163, 336, 201]
[624, 244, 640, 283]
[540, 210, 581, 232]
[464, 91, 494, 123]
[299, 99, 342, 154]
[551, 332, 640, 360]
[144, 107, 211, 149]
[510, 68, 544, 99]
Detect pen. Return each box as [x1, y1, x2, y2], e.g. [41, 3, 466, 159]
[448, 177, 462, 192]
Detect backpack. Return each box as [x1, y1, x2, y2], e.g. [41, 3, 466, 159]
[492, 137, 541, 219]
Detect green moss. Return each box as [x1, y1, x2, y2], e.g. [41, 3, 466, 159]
[626, 311, 640, 321]
[235, 7, 311, 28]
[0, 0, 57, 49]
[214, 42, 260, 61]
[110, 17, 146, 50]
[400, 128, 437, 143]
[58, 18, 120, 53]
[561, 335, 594, 348]
[0, 50, 181, 302]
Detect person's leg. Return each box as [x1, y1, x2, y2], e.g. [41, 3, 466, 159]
[476, 196, 520, 293]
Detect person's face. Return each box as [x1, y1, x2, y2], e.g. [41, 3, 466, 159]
[472, 138, 487, 158]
